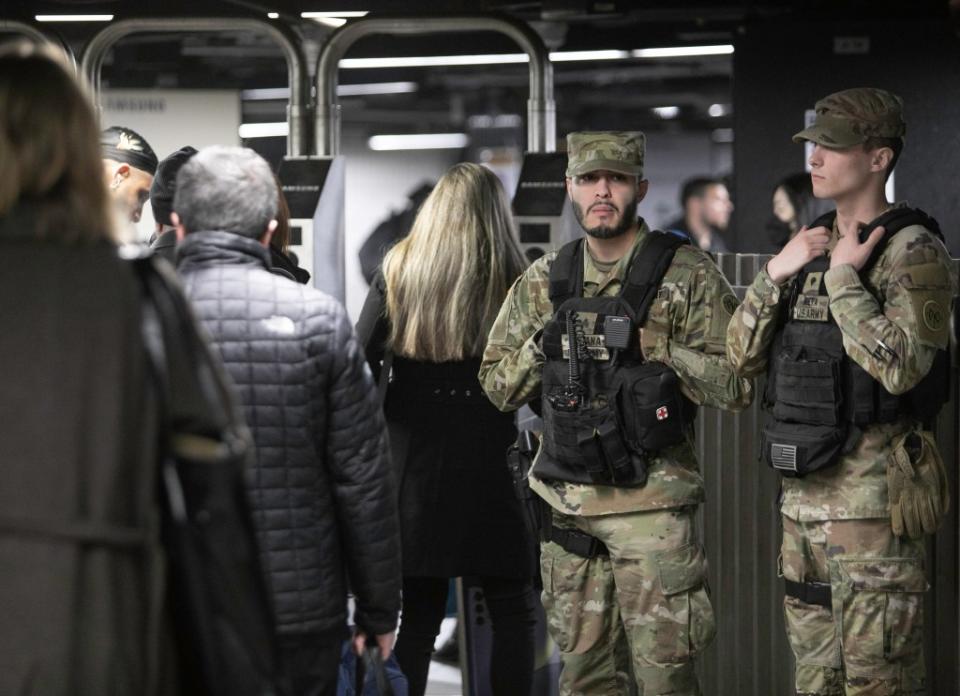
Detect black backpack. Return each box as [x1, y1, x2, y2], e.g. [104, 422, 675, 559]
[132, 253, 282, 696]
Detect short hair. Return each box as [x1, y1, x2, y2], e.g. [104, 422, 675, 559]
[0, 41, 113, 243]
[680, 176, 725, 207]
[863, 136, 903, 182]
[173, 146, 278, 239]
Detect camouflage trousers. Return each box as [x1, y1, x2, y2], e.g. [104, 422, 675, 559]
[781, 515, 928, 695]
[540, 507, 715, 696]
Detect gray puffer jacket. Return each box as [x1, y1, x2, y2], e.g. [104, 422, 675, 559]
[177, 230, 400, 638]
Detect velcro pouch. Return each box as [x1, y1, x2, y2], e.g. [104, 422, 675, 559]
[770, 345, 842, 427]
[619, 361, 691, 452]
[761, 420, 851, 477]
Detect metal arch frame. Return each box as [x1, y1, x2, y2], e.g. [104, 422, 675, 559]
[314, 13, 556, 157]
[0, 20, 76, 66]
[79, 17, 311, 157]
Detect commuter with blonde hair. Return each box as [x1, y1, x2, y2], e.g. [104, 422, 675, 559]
[357, 162, 536, 695]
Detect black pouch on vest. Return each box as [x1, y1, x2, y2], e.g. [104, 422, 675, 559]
[761, 421, 851, 477]
[769, 344, 843, 427]
[541, 398, 646, 485]
[616, 361, 692, 452]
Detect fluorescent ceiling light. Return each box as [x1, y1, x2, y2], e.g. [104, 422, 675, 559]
[340, 45, 733, 69]
[242, 81, 418, 101]
[342, 54, 528, 69]
[338, 81, 418, 96]
[550, 49, 629, 62]
[267, 12, 279, 19]
[708, 103, 729, 117]
[310, 17, 347, 28]
[35, 14, 114, 22]
[301, 11, 369, 18]
[239, 122, 288, 139]
[632, 44, 734, 58]
[653, 106, 680, 119]
[368, 133, 469, 151]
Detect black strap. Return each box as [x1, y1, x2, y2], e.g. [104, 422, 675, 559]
[784, 578, 832, 608]
[621, 231, 687, 324]
[809, 206, 943, 276]
[377, 350, 393, 406]
[548, 238, 584, 310]
[547, 230, 688, 321]
[355, 644, 394, 696]
[546, 523, 608, 559]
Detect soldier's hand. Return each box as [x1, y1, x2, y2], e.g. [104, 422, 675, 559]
[766, 225, 831, 284]
[830, 225, 885, 271]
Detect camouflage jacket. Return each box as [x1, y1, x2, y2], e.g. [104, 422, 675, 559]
[480, 222, 752, 516]
[727, 207, 957, 521]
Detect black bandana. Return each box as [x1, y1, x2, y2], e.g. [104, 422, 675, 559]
[101, 126, 158, 175]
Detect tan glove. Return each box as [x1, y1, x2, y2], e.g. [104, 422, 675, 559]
[887, 430, 951, 539]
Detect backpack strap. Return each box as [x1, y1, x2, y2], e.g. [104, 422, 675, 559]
[548, 239, 585, 312]
[808, 206, 943, 275]
[620, 231, 689, 324]
[859, 206, 944, 273]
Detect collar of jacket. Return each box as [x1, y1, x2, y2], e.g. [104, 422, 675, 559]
[176, 230, 272, 271]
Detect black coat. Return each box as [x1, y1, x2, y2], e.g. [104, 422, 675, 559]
[0, 232, 183, 695]
[178, 231, 401, 637]
[357, 276, 532, 579]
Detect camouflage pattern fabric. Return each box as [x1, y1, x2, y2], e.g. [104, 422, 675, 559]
[781, 516, 927, 695]
[565, 131, 646, 178]
[540, 507, 713, 695]
[480, 221, 752, 516]
[726, 211, 957, 521]
[793, 87, 906, 148]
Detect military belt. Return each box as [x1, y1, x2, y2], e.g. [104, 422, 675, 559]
[547, 526, 608, 559]
[784, 578, 832, 608]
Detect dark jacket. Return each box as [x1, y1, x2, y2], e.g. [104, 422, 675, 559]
[357, 275, 532, 579]
[150, 227, 177, 265]
[177, 231, 401, 637]
[0, 232, 181, 695]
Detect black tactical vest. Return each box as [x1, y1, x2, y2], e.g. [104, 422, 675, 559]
[762, 207, 950, 477]
[537, 231, 697, 487]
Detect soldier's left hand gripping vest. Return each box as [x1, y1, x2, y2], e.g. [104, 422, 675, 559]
[762, 207, 951, 478]
[537, 231, 697, 487]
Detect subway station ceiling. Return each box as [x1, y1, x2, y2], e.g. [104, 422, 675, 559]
[2, 0, 951, 140]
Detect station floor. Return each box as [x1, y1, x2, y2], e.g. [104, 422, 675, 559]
[425, 617, 461, 696]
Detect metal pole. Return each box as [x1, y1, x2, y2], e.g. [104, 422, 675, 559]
[79, 17, 311, 157]
[314, 13, 555, 157]
[0, 20, 76, 66]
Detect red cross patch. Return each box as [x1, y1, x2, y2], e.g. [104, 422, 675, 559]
[656, 405, 669, 421]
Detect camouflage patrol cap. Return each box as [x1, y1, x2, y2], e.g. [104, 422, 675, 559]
[566, 131, 645, 178]
[792, 87, 906, 148]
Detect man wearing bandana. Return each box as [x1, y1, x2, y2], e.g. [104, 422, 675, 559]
[101, 126, 158, 225]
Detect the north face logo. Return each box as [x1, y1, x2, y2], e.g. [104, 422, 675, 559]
[656, 406, 669, 421]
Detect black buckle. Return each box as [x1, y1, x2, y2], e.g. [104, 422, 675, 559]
[784, 578, 832, 608]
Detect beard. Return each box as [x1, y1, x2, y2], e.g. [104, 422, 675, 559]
[573, 197, 638, 239]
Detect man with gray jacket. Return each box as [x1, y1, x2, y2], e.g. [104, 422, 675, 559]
[172, 145, 400, 696]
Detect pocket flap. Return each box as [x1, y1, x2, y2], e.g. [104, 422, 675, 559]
[838, 557, 928, 593]
[657, 543, 707, 595]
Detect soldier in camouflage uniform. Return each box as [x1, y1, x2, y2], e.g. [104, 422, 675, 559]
[726, 88, 956, 695]
[480, 131, 752, 695]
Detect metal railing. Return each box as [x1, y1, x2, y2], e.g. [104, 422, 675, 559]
[314, 13, 555, 157]
[79, 17, 311, 157]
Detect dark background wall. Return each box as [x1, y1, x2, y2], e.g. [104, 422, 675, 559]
[731, 17, 960, 255]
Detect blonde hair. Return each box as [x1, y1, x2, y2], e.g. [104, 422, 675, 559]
[0, 41, 114, 243]
[382, 162, 527, 361]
